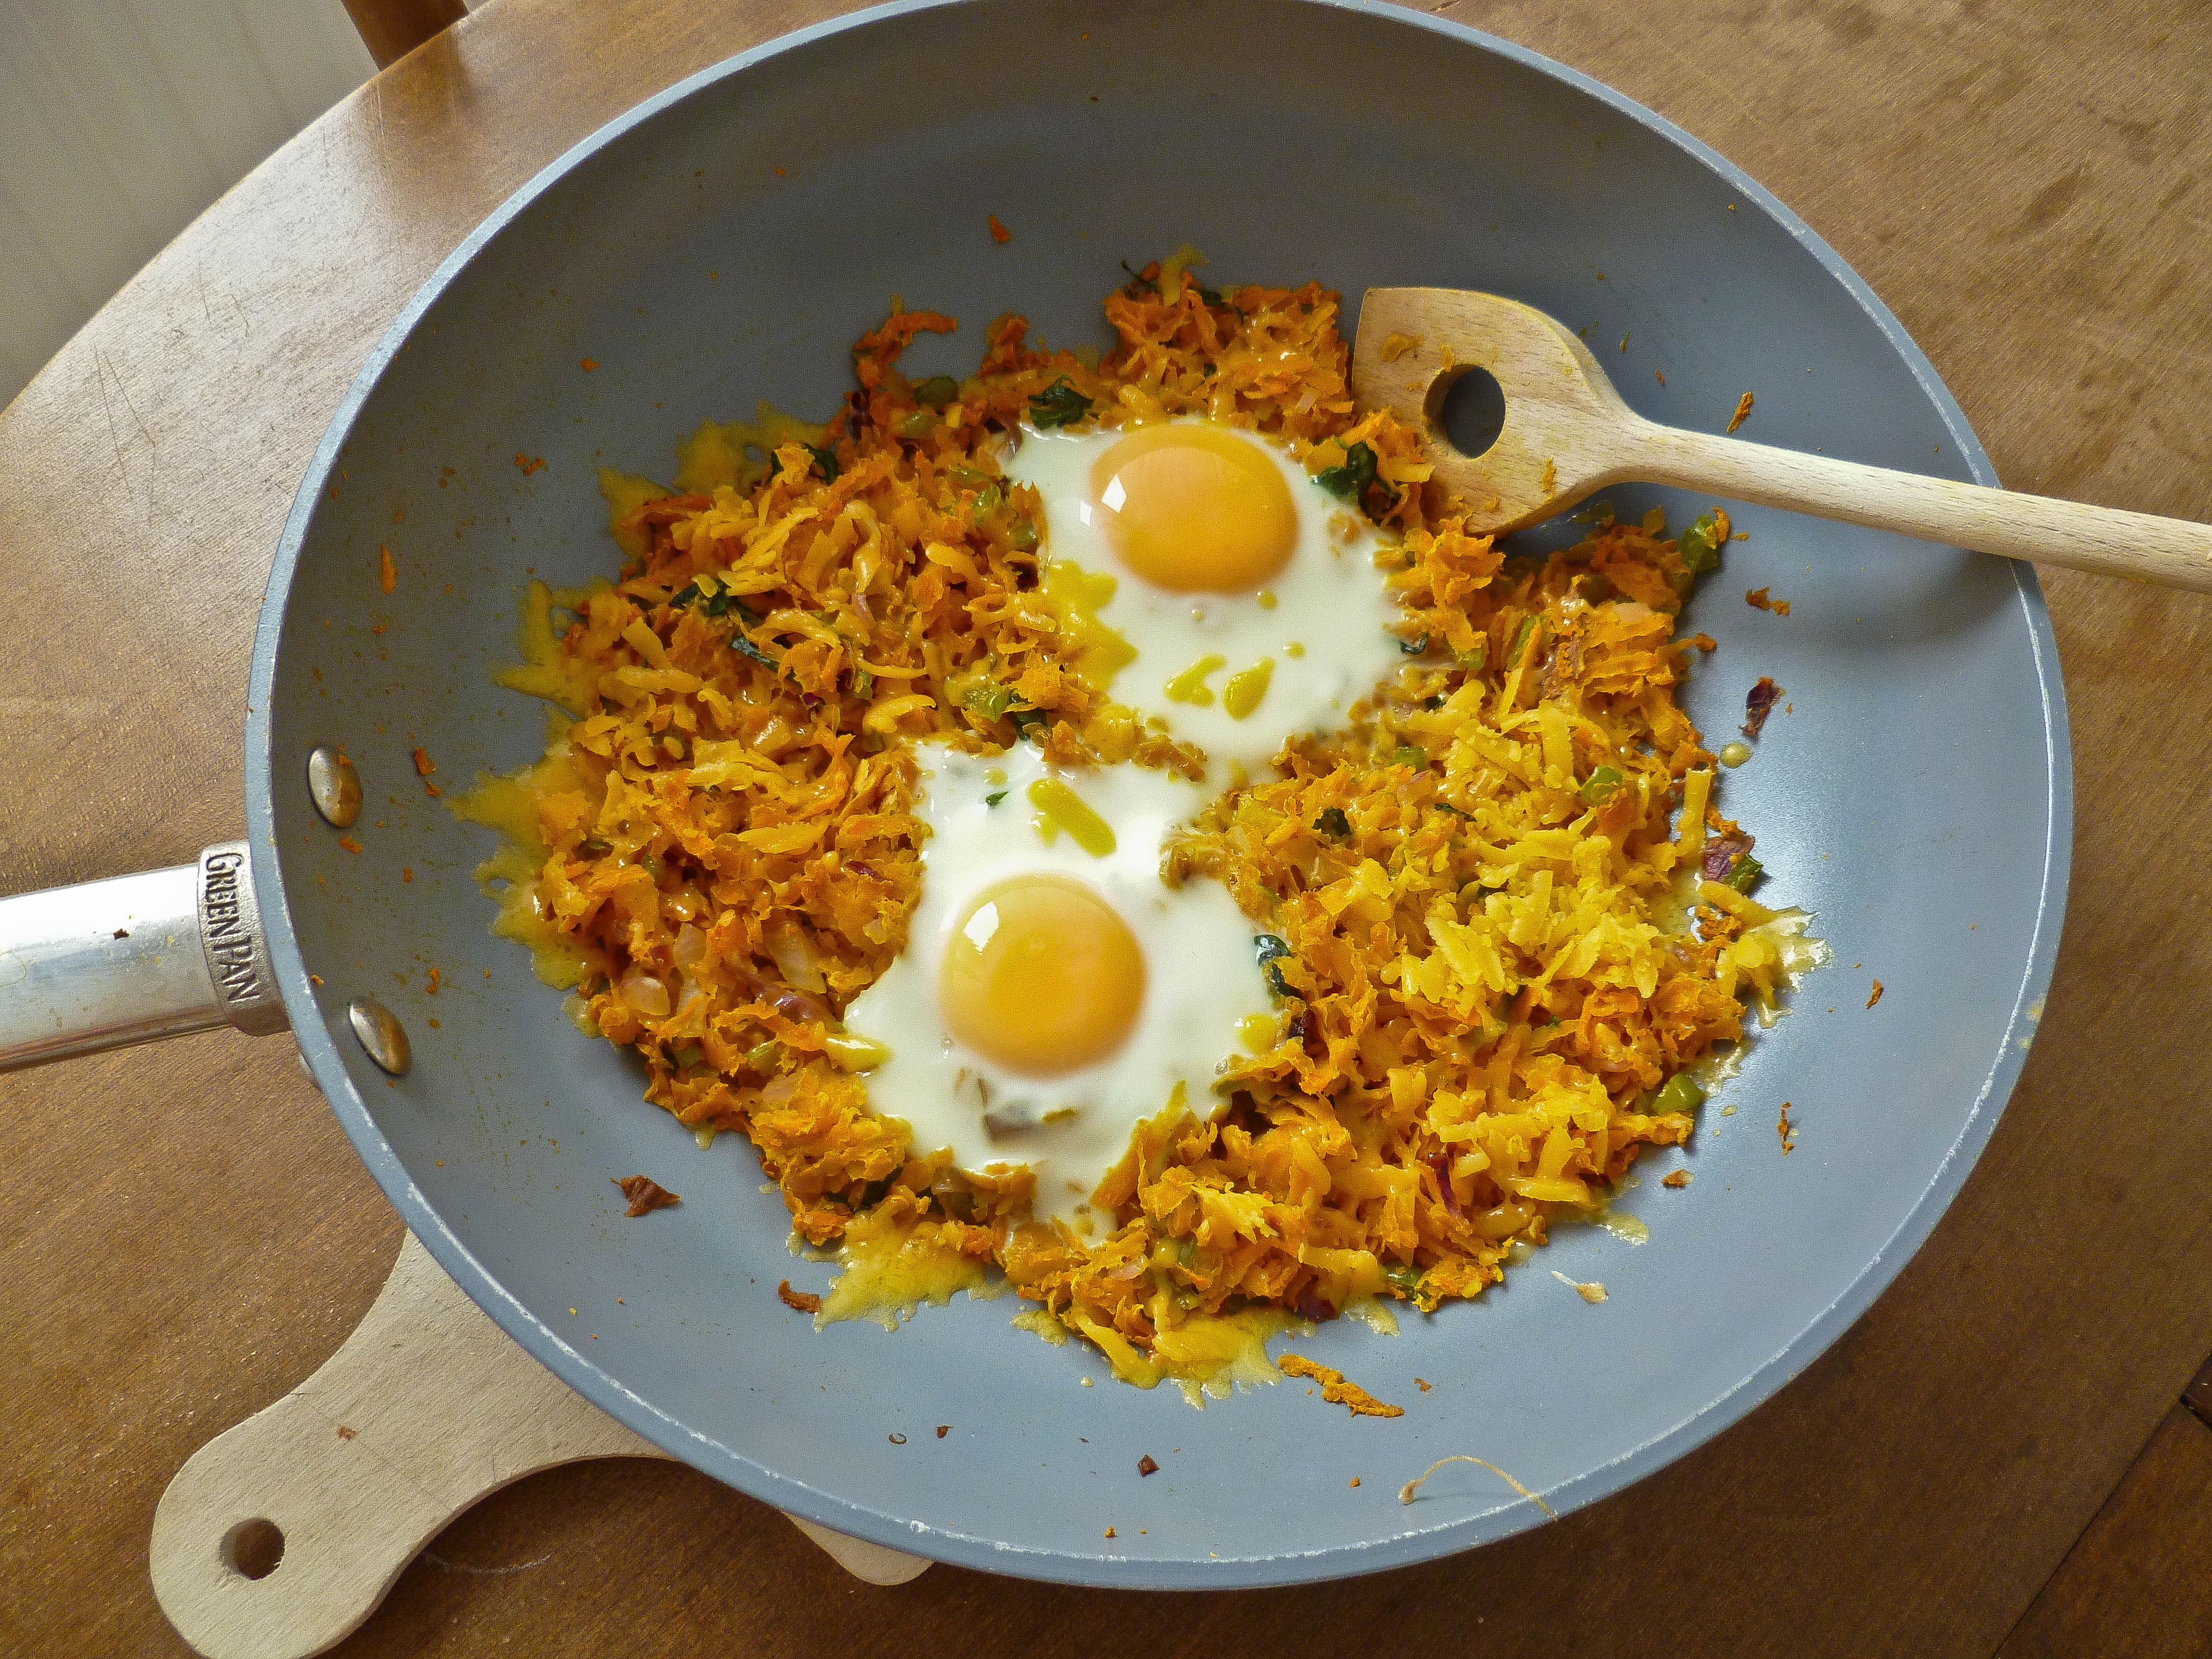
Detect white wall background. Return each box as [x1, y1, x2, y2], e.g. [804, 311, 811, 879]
[0, 0, 378, 409]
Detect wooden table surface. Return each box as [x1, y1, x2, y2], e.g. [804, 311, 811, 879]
[5, 1, 2211, 1654]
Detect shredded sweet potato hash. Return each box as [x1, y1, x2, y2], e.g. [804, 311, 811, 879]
[465, 260, 1816, 1389]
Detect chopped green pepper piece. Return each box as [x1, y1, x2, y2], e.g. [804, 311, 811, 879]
[1580, 765, 1624, 805]
[1383, 1263, 1425, 1295]
[962, 683, 1020, 720]
[1028, 377, 1094, 428]
[1009, 706, 1050, 741]
[1675, 511, 1723, 578]
[912, 374, 959, 410]
[1652, 1074, 1707, 1115]
[984, 790, 1007, 807]
[1454, 639, 1488, 674]
[1727, 853, 1764, 894]
[1507, 614, 1539, 667]
[1391, 744, 1426, 769]
[1315, 806, 1351, 838]
[805, 443, 839, 482]
[897, 410, 933, 439]
[1315, 440, 1379, 502]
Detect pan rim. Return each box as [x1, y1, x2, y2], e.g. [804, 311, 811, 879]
[244, 0, 2072, 1588]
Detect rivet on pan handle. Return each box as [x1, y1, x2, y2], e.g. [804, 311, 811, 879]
[0, 841, 288, 1071]
[150, 1234, 928, 1658]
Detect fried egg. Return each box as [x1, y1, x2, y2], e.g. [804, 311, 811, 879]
[841, 740, 1274, 1228]
[1005, 417, 1409, 778]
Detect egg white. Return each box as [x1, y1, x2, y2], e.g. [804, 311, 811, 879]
[842, 741, 1274, 1229]
[1005, 418, 1409, 780]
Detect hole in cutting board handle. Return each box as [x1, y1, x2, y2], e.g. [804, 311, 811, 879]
[1436, 365, 1506, 459]
[221, 1517, 286, 1581]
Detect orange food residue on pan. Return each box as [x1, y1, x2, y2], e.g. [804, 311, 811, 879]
[615, 1175, 681, 1215]
[1278, 1354, 1403, 1417]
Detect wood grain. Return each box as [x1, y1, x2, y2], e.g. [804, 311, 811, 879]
[1997, 1407, 2212, 1659]
[2, 0, 2210, 1655]
[339, 0, 467, 70]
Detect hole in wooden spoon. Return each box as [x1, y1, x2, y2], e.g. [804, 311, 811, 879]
[221, 1517, 286, 1581]
[1437, 365, 1505, 459]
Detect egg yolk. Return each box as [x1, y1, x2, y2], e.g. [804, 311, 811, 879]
[1089, 423, 1296, 592]
[939, 874, 1145, 1078]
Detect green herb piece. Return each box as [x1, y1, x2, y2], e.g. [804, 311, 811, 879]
[1727, 853, 1764, 894]
[851, 669, 874, 699]
[1652, 1074, 1707, 1115]
[728, 629, 777, 670]
[674, 584, 779, 668]
[671, 1044, 706, 1070]
[1675, 510, 1723, 578]
[1398, 632, 1431, 656]
[912, 375, 960, 410]
[962, 683, 1020, 720]
[1009, 706, 1050, 741]
[1315, 440, 1379, 502]
[1253, 934, 1295, 998]
[1315, 806, 1351, 838]
[1391, 744, 1426, 770]
[1507, 614, 1539, 667]
[1194, 285, 1226, 307]
[1028, 377, 1094, 429]
[1383, 1263, 1426, 1295]
[1454, 639, 1488, 674]
[1580, 765, 1624, 806]
[805, 443, 839, 482]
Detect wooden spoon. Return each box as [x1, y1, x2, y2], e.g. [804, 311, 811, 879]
[1351, 287, 2212, 592]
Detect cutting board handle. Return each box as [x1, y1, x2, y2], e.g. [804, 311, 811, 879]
[149, 1233, 927, 1659]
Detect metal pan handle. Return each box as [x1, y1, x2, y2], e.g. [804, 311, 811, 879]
[0, 842, 288, 1071]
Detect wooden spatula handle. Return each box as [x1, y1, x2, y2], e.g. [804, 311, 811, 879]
[150, 1233, 926, 1659]
[1628, 420, 2212, 592]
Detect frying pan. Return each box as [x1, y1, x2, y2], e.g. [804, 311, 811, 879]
[0, 0, 2066, 1588]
